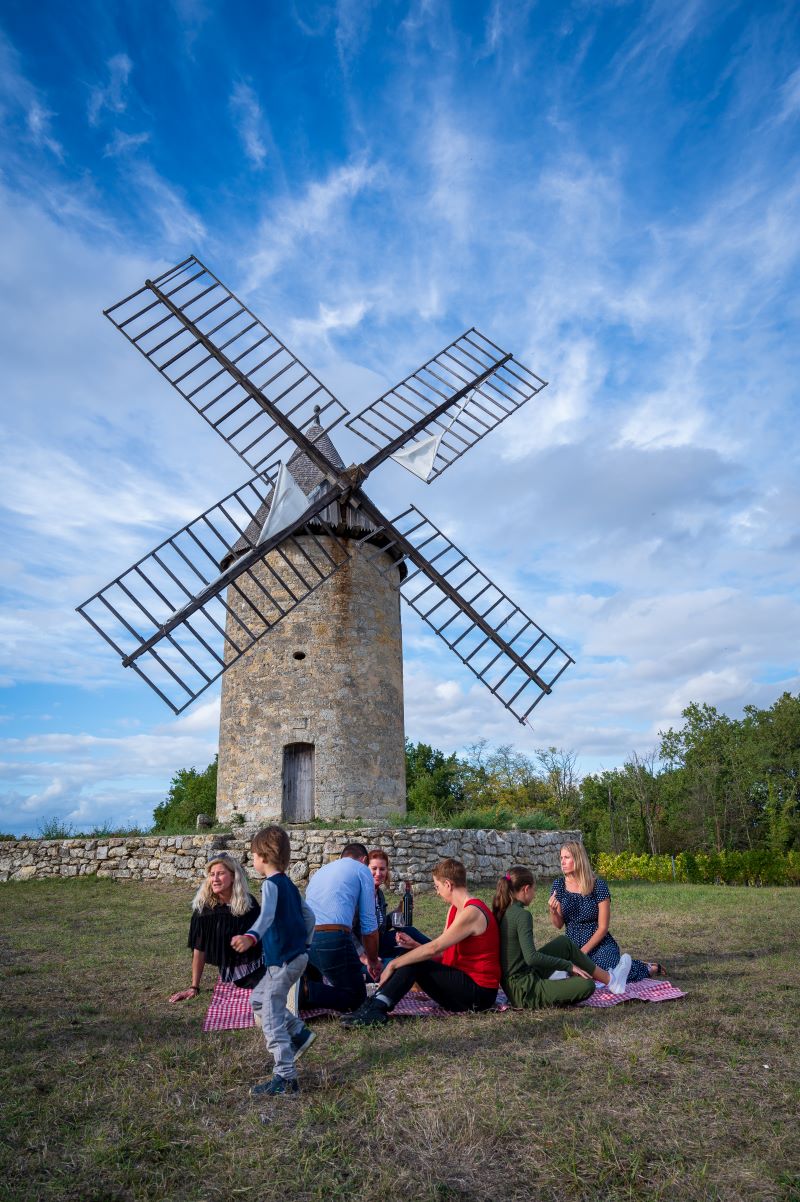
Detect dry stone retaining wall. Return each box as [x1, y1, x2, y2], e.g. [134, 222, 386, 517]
[0, 827, 579, 888]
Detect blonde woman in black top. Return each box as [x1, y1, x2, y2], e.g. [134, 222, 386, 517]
[169, 852, 262, 1002]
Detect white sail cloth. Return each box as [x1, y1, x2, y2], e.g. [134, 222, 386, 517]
[257, 461, 309, 545]
[390, 388, 475, 482]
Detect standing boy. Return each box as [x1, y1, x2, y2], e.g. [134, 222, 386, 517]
[230, 826, 316, 1096]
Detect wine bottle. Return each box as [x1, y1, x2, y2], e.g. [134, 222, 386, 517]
[402, 879, 413, 927]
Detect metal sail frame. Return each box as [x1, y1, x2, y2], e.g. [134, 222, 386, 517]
[78, 256, 573, 723]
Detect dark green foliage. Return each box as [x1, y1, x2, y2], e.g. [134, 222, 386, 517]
[404, 740, 464, 817]
[152, 756, 218, 832]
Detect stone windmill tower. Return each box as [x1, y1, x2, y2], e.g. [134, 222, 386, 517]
[216, 419, 407, 824]
[79, 256, 575, 828]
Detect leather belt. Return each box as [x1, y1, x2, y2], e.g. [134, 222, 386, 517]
[314, 923, 351, 933]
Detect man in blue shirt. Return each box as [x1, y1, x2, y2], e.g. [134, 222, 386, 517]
[304, 842, 380, 1012]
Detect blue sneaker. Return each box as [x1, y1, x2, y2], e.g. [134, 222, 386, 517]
[250, 1075, 299, 1097]
[290, 1025, 316, 1060]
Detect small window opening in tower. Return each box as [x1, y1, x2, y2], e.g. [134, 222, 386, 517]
[293, 651, 306, 660]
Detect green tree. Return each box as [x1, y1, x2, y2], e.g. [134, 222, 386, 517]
[404, 740, 464, 816]
[153, 756, 218, 832]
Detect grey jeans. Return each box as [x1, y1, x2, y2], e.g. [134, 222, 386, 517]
[250, 953, 308, 1080]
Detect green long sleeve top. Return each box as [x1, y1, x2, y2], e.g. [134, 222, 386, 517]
[500, 900, 573, 981]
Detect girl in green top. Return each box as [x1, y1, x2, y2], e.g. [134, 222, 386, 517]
[493, 866, 632, 1008]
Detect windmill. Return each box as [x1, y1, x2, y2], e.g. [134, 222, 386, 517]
[78, 257, 574, 823]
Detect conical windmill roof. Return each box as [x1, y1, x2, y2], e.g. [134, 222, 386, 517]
[220, 421, 405, 576]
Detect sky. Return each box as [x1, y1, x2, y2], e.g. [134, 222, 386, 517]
[1, 0, 799, 836]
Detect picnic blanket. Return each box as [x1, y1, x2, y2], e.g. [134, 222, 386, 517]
[579, 978, 685, 1006]
[203, 976, 684, 1033]
[202, 980, 501, 1032]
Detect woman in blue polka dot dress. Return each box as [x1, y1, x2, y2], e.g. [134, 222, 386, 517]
[549, 842, 664, 983]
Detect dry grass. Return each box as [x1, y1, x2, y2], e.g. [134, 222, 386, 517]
[1, 878, 798, 1202]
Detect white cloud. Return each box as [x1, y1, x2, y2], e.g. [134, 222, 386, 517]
[26, 100, 64, 159]
[88, 53, 133, 126]
[127, 162, 207, 248]
[229, 81, 268, 168]
[243, 159, 382, 287]
[103, 130, 150, 157]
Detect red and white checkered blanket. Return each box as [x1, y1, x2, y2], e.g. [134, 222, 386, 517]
[579, 978, 686, 1007]
[202, 976, 684, 1032]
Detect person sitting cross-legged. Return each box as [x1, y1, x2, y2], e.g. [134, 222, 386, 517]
[341, 857, 500, 1028]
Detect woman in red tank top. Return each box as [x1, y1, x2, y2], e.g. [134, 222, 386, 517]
[341, 858, 501, 1027]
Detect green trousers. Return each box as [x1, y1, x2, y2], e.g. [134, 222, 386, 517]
[505, 935, 597, 1009]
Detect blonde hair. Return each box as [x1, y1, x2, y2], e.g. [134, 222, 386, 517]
[192, 853, 252, 916]
[562, 841, 595, 896]
[492, 865, 535, 924]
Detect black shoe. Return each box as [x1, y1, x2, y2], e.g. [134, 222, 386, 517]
[340, 999, 389, 1028]
[250, 1074, 299, 1097]
[290, 1025, 316, 1060]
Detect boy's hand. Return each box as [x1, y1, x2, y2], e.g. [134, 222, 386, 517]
[571, 966, 592, 979]
[230, 934, 257, 953]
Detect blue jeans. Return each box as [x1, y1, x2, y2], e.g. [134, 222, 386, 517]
[306, 929, 366, 1012]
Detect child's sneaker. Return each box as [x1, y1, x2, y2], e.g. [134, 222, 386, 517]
[286, 979, 301, 1017]
[250, 1075, 299, 1097]
[290, 1025, 316, 1060]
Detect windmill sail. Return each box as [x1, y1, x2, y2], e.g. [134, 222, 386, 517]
[357, 505, 574, 724]
[104, 256, 348, 477]
[77, 471, 352, 713]
[81, 257, 575, 724]
[346, 329, 547, 484]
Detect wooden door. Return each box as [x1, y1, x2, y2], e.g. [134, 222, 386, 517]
[282, 742, 315, 822]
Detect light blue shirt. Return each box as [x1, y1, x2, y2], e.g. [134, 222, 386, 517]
[305, 857, 378, 934]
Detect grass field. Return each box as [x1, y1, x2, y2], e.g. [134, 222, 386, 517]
[1, 878, 798, 1202]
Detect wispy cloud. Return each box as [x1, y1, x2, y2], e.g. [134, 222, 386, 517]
[88, 53, 133, 126]
[229, 81, 268, 168]
[127, 161, 207, 247]
[26, 100, 64, 159]
[103, 129, 150, 158]
[244, 159, 382, 287]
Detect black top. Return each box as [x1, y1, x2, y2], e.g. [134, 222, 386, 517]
[188, 894, 263, 984]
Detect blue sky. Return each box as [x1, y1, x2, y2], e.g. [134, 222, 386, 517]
[1, 0, 799, 836]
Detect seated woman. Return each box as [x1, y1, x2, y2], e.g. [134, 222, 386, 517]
[353, 848, 430, 972]
[494, 866, 632, 1008]
[168, 852, 263, 1002]
[549, 842, 665, 982]
[342, 857, 500, 1027]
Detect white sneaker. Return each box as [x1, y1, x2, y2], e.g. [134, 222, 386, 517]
[608, 953, 632, 995]
[287, 979, 301, 1017]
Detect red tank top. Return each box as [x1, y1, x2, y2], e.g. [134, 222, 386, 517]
[441, 898, 500, 990]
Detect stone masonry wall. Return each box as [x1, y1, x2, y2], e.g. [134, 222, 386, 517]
[0, 827, 580, 889]
[217, 537, 407, 824]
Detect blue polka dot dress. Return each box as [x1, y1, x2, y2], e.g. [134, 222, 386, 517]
[550, 876, 651, 983]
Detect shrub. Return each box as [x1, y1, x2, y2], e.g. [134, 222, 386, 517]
[37, 817, 76, 840]
[515, 811, 558, 831]
[597, 849, 800, 886]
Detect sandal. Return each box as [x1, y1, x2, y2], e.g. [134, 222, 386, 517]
[649, 963, 668, 977]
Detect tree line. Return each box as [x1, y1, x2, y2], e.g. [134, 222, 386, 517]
[153, 692, 799, 856]
[405, 692, 800, 856]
